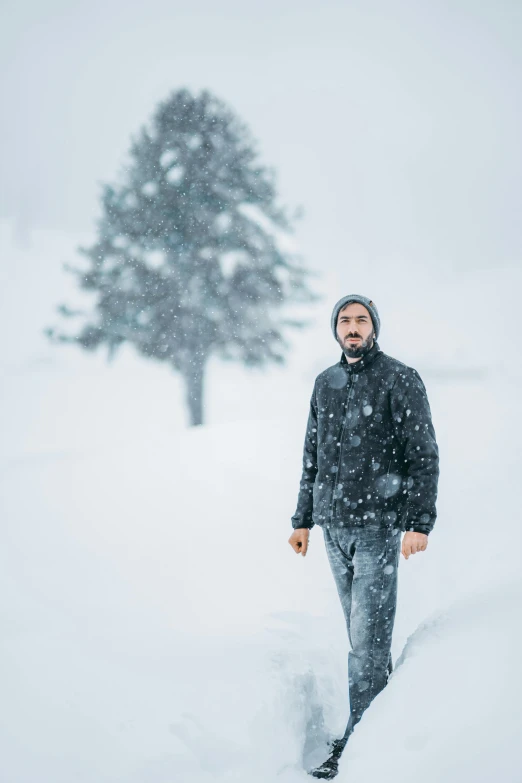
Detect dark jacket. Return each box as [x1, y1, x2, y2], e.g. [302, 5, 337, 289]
[291, 341, 439, 535]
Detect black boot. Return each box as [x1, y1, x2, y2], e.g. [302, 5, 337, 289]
[308, 738, 347, 779]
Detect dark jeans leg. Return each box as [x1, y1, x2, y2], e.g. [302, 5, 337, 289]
[322, 524, 401, 740]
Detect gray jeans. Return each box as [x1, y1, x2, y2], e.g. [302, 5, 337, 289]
[322, 523, 401, 741]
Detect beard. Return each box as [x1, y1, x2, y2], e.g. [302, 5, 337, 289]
[339, 333, 374, 359]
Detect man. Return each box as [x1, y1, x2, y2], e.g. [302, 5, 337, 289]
[288, 294, 439, 780]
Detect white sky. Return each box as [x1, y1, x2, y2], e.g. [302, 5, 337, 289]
[1, 0, 521, 275]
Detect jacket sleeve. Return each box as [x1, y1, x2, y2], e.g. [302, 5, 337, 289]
[389, 367, 440, 535]
[291, 382, 318, 530]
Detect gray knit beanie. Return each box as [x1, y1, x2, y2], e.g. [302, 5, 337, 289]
[331, 294, 381, 341]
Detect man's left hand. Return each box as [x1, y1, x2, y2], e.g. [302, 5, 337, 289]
[402, 531, 428, 559]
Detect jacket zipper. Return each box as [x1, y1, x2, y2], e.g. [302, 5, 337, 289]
[331, 377, 354, 518]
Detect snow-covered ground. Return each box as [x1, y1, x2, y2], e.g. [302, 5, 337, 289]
[1, 223, 521, 781]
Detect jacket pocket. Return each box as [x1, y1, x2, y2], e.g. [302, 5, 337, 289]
[312, 480, 332, 523]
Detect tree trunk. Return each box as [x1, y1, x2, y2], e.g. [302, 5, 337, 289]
[183, 360, 205, 427]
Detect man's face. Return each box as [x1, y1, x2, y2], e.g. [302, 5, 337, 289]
[336, 302, 375, 359]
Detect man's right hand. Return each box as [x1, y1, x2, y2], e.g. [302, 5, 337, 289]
[288, 528, 310, 556]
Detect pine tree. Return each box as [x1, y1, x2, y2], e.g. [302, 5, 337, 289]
[46, 88, 315, 426]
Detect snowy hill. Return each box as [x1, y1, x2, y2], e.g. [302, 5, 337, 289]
[1, 394, 521, 782]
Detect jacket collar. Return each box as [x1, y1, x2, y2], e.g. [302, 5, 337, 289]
[339, 340, 382, 373]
